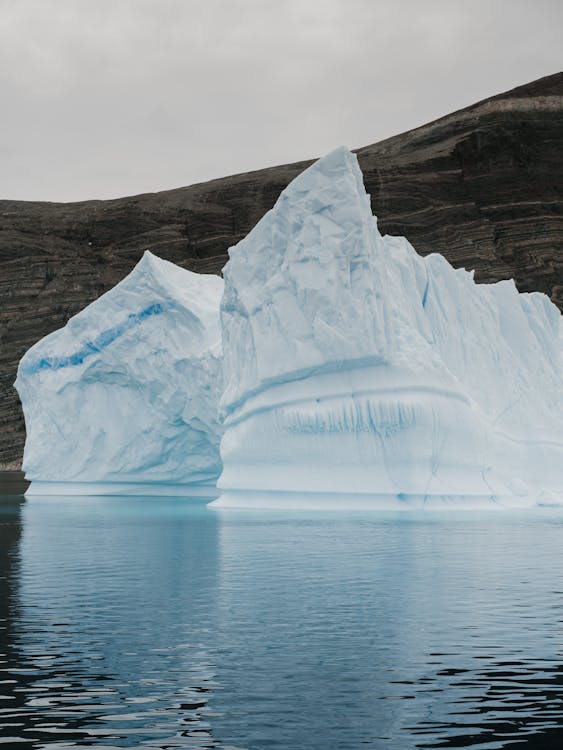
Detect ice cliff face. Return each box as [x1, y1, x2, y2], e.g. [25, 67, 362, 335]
[15, 252, 223, 493]
[217, 147, 563, 506]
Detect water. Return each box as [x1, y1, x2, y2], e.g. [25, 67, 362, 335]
[2, 494, 563, 749]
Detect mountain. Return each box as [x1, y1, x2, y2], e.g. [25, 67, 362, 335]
[1, 72, 562, 466]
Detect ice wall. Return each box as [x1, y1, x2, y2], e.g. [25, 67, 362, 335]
[16, 252, 224, 494]
[216, 147, 563, 507]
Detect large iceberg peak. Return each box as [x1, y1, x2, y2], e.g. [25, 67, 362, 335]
[217, 147, 563, 505]
[221, 146, 389, 416]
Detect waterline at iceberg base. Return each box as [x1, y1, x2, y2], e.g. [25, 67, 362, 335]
[16, 148, 563, 508]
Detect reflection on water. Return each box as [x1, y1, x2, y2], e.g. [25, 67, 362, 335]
[1, 495, 563, 748]
[1, 496, 221, 748]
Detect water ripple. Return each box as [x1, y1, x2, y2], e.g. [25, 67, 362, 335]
[2, 497, 563, 748]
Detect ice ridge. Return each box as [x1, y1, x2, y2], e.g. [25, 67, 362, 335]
[20, 302, 174, 375]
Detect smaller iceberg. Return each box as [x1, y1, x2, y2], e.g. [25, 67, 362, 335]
[15, 252, 224, 495]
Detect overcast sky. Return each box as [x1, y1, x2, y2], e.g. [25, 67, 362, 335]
[1, 0, 561, 202]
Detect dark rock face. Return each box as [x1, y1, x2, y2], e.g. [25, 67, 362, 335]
[1, 72, 562, 466]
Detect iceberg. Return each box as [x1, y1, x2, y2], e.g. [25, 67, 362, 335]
[15, 148, 563, 508]
[15, 251, 224, 495]
[214, 147, 563, 508]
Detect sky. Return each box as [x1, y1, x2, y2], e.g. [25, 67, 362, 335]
[1, 0, 561, 202]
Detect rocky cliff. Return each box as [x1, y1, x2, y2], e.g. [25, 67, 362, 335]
[1, 72, 562, 466]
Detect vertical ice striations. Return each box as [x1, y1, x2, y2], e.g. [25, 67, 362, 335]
[216, 147, 563, 506]
[16, 252, 224, 495]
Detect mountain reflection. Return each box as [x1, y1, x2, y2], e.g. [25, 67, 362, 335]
[406, 658, 563, 748]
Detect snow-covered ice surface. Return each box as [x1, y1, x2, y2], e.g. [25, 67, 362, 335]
[16, 252, 224, 495]
[213, 147, 563, 509]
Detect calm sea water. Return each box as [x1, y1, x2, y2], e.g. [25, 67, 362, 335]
[2, 495, 563, 749]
